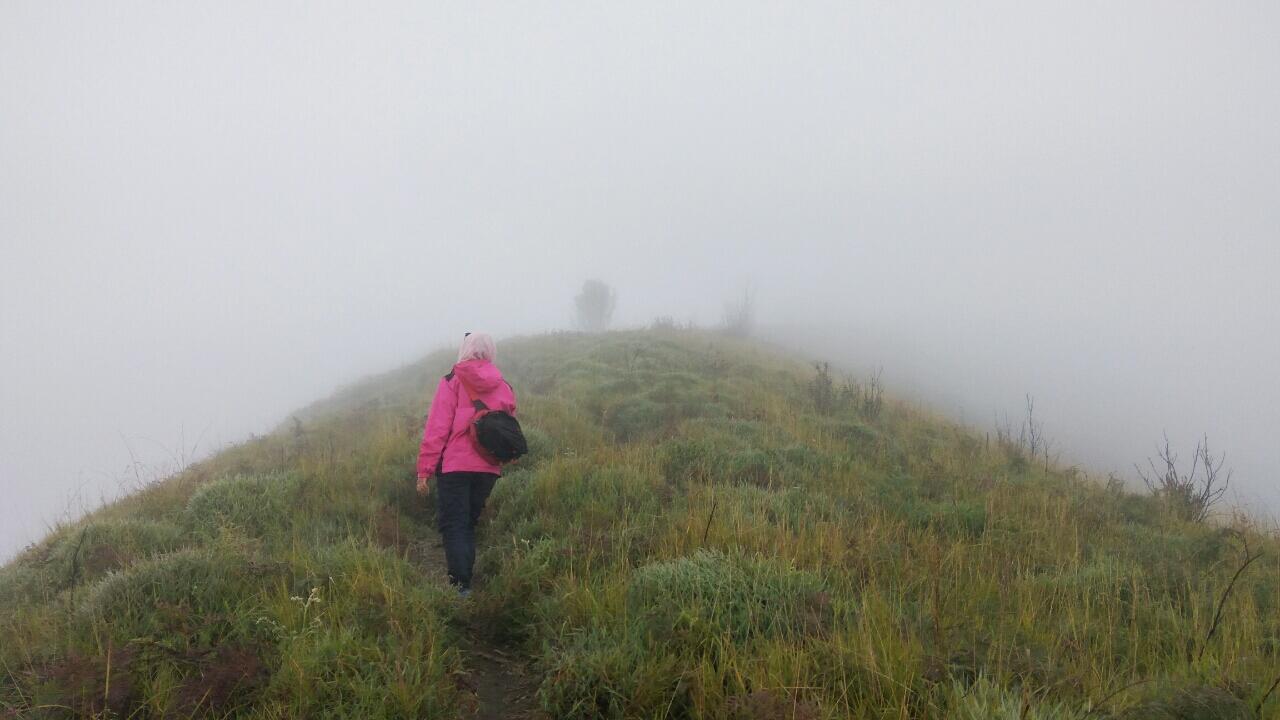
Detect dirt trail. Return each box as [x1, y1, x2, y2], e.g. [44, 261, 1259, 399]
[411, 535, 542, 720]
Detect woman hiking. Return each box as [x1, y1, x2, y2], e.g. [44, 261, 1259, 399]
[416, 332, 517, 597]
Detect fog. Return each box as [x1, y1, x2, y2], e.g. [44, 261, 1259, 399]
[3, 2, 1278, 561]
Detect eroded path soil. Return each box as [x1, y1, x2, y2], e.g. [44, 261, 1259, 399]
[410, 535, 543, 720]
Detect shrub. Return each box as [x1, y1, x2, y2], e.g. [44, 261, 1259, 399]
[603, 397, 665, 443]
[539, 627, 686, 719]
[472, 534, 569, 645]
[286, 541, 457, 638]
[660, 438, 830, 490]
[809, 362, 837, 415]
[590, 370, 725, 443]
[1109, 524, 1239, 605]
[650, 315, 677, 331]
[50, 519, 187, 583]
[660, 438, 730, 486]
[0, 520, 187, 607]
[520, 425, 556, 467]
[725, 448, 775, 486]
[0, 564, 48, 607]
[76, 546, 265, 642]
[185, 473, 303, 541]
[946, 676, 1089, 719]
[907, 499, 988, 538]
[628, 550, 828, 649]
[682, 417, 767, 444]
[532, 464, 664, 530]
[574, 279, 616, 332]
[713, 485, 842, 529]
[263, 542, 463, 718]
[832, 417, 877, 443]
[840, 369, 885, 420]
[1137, 435, 1231, 523]
[1116, 686, 1251, 720]
[1113, 491, 1163, 526]
[538, 551, 829, 719]
[727, 690, 820, 720]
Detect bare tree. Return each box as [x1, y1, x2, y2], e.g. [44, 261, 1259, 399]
[809, 362, 836, 414]
[721, 287, 755, 338]
[573, 279, 616, 332]
[1136, 434, 1231, 523]
[837, 367, 884, 419]
[1020, 394, 1048, 460]
[995, 394, 1053, 470]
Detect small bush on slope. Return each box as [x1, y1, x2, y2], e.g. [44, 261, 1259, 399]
[75, 544, 263, 639]
[259, 541, 463, 719]
[185, 473, 303, 543]
[0, 518, 186, 605]
[628, 550, 828, 648]
[1116, 685, 1252, 720]
[946, 677, 1090, 720]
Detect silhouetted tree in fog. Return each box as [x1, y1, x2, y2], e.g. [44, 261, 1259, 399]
[574, 279, 616, 332]
[1137, 434, 1231, 523]
[722, 288, 755, 337]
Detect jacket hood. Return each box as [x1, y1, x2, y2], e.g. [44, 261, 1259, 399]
[453, 359, 505, 393]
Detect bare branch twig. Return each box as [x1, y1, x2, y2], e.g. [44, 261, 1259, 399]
[1197, 540, 1263, 662]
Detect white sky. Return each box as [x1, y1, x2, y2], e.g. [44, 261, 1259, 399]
[2, 1, 1278, 559]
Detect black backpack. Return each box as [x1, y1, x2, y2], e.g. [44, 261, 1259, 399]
[459, 377, 528, 464]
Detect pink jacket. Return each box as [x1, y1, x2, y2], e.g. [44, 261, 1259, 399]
[417, 359, 517, 479]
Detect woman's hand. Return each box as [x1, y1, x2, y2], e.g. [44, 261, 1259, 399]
[416, 475, 431, 496]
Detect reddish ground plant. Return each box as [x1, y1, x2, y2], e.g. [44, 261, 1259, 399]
[82, 543, 128, 577]
[168, 645, 268, 718]
[47, 648, 137, 718]
[727, 690, 820, 720]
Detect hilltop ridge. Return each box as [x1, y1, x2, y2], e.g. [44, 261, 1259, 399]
[2, 330, 1276, 719]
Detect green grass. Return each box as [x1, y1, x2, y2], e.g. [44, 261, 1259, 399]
[2, 329, 1278, 718]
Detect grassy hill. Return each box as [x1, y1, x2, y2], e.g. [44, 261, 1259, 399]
[2, 330, 1277, 719]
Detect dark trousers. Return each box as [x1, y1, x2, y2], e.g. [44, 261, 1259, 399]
[435, 471, 498, 589]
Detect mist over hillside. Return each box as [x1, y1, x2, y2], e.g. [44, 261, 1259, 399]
[764, 318, 1280, 526]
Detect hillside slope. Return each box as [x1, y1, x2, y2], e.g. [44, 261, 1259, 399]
[2, 330, 1277, 719]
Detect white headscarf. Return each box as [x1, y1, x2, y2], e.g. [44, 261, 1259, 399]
[457, 332, 497, 363]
